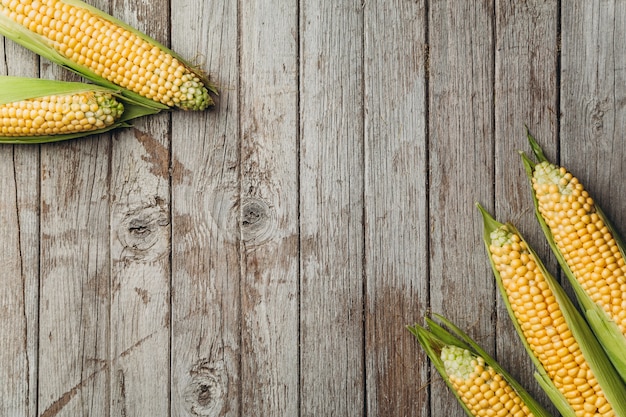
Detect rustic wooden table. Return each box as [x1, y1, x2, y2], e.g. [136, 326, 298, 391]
[1, 1, 625, 416]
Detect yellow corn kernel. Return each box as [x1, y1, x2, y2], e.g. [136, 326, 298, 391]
[0, 0, 211, 110]
[0, 91, 123, 137]
[441, 345, 535, 417]
[532, 161, 626, 337]
[489, 225, 614, 417]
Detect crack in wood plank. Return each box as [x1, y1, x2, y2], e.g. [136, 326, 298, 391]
[40, 363, 108, 417]
[117, 369, 128, 417]
[120, 332, 157, 358]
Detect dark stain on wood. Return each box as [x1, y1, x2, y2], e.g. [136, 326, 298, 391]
[134, 287, 151, 304]
[133, 128, 169, 179]
[133, 125, 193, 184]
[366, 285, 427, 417]
[171, 157, 193, 185]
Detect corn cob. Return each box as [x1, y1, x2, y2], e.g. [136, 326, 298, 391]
[521, 133, 626, 383]
[0, 90, 123, 137]
[479, 205, 626, 417]
[408, 315, 553, 417]
[532, 162, 626, 330]
[443, 346, 535, 417]
[0, 0, 216, 111]
[0, 76, 158, 143]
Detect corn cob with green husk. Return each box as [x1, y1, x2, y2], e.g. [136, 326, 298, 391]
[0, 76, 158, 143]
[521, 133, 626, 384]
[0, 0, 216, 111]
[408, 315, 553, 417]
[479, 204, 626, 417]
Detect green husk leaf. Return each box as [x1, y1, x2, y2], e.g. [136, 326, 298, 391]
[407, 315, 554, 417]
[522, 131, 626, 384]
[0, 76, 160, 144]
[478, 203, 626, 417]
[0, 76, 117, 104]
[525, 125, 549, 162]
[406, 324, 476, 417]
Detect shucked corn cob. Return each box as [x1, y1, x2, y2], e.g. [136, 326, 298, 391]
[522, 134, 626, 383]
[479, 205, 626, 417]
[0, 0, 216, 110]
[487, 224, 609, 415]
[532, 163, 626, 331]
[0, 76, 158, 143]
[0, 90, 123, 137]
[442, 346, 534, 417]
[408, 315, 553, 417]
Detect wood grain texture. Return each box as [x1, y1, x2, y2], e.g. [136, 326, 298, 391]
[561, 1, 626, 234]
[3, 1, 626, 416]
[428, 2, 496, 416]
[170, 0, 240, 416]
[363, 1, 428, 416]
[239, 0, 299, 416]
[36, 2, 111, 415]
[110, 119, 172, 416]
[299, 1, 364, 416]
[38, 139, 112, 417]
[0, 38, 39, 417]
[493, 1, 559, 411]
[0, 146, 39, 417]
[108, 1, 171, 415]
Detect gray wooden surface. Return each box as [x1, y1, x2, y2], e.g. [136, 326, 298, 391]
[1, 0, 624, 416]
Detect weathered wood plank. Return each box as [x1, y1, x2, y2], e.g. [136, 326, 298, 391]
[107, 1, 171, 415]
[299, 1, 364, 416]
[170, 0, 240, 416]
[109, 120, 171, 416]
[0, 41, 40, 417]
[38, 137, 111, 417]
[428, 1, 495, 416]
[0, 148, 40, 417]
[493, 0, 559, 411]
[7, 2, 626, 416]
[561, 1, 626, 232]
[363, 1, 428, 416]
[37, 1, 111, 414]
[239, 0, 299, 415]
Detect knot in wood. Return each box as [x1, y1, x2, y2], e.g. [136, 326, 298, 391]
[117, 205, 169, 261]
[588, 99, 607, 134]
[182, 359, 227, 416]
[240, 197, 274, 244]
